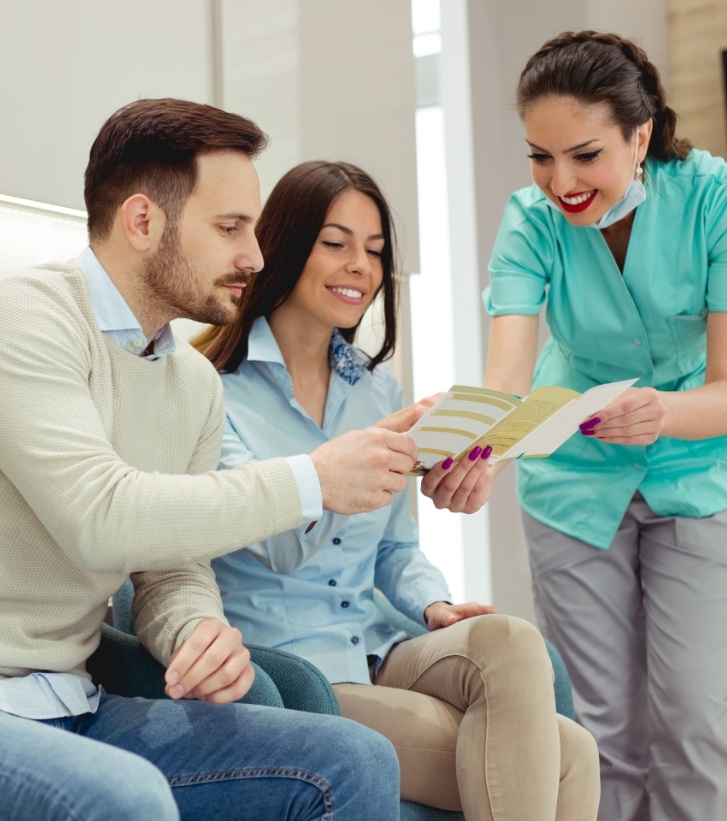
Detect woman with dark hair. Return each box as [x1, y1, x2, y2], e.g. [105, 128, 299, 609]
[484, 30, 727, 820]
[195, 160, 600, 820]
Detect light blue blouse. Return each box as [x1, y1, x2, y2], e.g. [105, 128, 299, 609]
[213, 318, 451, 684]
[484, 149, 727, 549]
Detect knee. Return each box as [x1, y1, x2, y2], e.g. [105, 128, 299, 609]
[100, 763, 179, 821]
[558, 716, 601, 806]
[110, 773, 178, 821]
[460, 614, 551, 674]
[346, 718, 399, 781]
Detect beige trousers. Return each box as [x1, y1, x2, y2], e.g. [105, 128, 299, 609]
[334, 615, 600, 821]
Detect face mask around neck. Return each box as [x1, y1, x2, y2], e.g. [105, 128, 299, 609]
[587, 177, 646, 230]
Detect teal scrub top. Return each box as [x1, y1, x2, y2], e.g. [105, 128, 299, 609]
[484, 149, 727, 549]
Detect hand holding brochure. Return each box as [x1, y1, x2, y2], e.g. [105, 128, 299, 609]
[408, 378, 638, 474]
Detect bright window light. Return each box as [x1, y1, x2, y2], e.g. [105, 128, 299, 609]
[0, 195, 87, 275]
[412, 0, 441, 57]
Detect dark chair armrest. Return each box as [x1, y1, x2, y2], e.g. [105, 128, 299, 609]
[89, 623, 283, 708]
[248, 644, 340, 715]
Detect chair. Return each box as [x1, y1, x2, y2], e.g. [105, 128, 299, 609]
[107, 579, 576, 821]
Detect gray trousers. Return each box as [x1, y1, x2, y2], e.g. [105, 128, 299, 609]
[523, 494, 727, 821]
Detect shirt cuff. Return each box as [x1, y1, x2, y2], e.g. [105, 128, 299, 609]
[284, 454, 322, 524]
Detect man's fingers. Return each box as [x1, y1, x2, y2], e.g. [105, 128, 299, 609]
[311, 428, 418, 514]
[187, 645, 253, 701]
[166, 620, 243, 699]
[166, 619, 222, 690]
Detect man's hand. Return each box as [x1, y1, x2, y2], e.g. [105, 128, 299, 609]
[164, 618, 254, 704]
[310, 428, 418, 514]
[420, 446, 494, 514]
[424, 600, 498, 631]
[579, 387, 665, 444]
[373, 394, 441, 433]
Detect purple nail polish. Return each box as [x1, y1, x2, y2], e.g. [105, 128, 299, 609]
[441, 457, 454, 470]
[481, 445, 493, 460]
[581, 429, 595, 437]
[580, 417, 601, 431]
[468, 446, 482, 461]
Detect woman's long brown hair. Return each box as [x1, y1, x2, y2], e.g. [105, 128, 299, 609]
[194, 160, 399, 373]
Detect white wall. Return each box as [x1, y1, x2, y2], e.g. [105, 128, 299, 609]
[0, 0, 215, 210]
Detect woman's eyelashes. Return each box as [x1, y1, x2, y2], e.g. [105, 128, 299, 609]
[575, 150, 601, 165]
[321, 239, 383, 258]
[527, 149, 602, 165]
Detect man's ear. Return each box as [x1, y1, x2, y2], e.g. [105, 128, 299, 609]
[119, 194, 166, 253]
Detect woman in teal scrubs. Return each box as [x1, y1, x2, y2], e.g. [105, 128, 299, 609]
[484, 30, 727, 821]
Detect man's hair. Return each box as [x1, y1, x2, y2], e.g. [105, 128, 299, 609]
[84, 98, 268, 240]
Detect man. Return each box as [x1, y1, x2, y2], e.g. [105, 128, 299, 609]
[0, 98, 490, 819]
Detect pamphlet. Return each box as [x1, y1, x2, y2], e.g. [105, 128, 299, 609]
[408, 378, 638, 474]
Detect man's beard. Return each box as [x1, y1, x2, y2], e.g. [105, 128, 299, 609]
[141, 223, 243, 327]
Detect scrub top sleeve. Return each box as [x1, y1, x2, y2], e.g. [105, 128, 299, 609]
[485, 193, 553, 316]
[706, 180, 727, 311]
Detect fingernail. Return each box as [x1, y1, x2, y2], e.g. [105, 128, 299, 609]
[167, 671, 179, 685]
[441, 457, 454, 470]
[468, 446, 482, 461]
[579, 417, 601, 431]
[170, 684, 184, 699]
[581, 429, 595, 437]
[481, 445, 493, 460]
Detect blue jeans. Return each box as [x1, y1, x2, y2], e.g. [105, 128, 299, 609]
[0, 693, 400, 820]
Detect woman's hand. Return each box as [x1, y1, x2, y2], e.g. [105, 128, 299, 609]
[420, 446, 494, 514]
[424, 600, 499, 631]
[580, 387, 665, 444]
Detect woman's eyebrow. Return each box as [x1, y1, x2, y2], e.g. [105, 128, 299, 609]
[526, 138, 600, 154]
[322, 222, 384, 241]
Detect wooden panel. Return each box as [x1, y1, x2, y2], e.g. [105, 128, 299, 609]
[668, 0, 727, 158]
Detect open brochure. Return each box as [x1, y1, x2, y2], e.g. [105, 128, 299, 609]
[407, 378, 638, 475]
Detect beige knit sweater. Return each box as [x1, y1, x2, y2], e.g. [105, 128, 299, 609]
[0, 264, 302, 680]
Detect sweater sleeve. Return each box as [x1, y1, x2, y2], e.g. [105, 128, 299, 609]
[0, 274, 303, 576]
[130, 379, 229, 662]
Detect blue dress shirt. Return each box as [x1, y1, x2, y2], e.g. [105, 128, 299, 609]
[213, 317, 451, 684]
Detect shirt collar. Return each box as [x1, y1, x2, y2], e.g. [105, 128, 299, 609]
[248, 317, 364, 386]
[76, 246, 175, 358]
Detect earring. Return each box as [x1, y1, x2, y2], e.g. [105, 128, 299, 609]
[635, 161, 643, 180]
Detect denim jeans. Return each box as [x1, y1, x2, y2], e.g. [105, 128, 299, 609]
[0, 693, 400, 820]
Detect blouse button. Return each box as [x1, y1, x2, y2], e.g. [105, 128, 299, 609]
[328, 579, 337, 586]
[350, 636, 360, 645]
[341, 601, 350, 608]
[332, 537, 342, 545]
